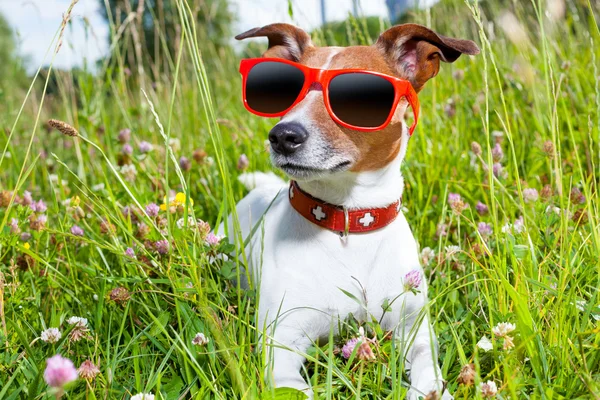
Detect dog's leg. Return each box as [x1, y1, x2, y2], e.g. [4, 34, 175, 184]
[403, 316, 452, 400]
[262, 313, 325, 398]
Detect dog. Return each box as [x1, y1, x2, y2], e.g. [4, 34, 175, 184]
[225, 23, 479, 399]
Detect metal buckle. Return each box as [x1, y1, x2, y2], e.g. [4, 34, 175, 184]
[339, 206, 350, 239]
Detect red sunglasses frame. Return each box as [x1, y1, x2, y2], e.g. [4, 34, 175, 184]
[239, 58, 420, 135]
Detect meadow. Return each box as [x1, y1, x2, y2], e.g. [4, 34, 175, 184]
[0, 0, 599, 398]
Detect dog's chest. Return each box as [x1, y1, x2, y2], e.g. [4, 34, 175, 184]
[247, 191, 423, 320]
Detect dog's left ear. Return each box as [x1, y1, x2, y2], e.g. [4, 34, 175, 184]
[235, 23, 313, 62]
[376, 24, 480, 91]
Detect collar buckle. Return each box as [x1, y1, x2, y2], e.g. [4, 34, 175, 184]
[340, 206, 350, 239]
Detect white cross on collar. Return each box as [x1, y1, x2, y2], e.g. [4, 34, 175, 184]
[312, 206, 326, 221]
[359, 212, 375, 227]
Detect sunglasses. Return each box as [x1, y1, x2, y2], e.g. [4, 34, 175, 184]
[239, 58, 420, 134]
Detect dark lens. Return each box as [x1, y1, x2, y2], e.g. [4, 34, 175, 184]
[328, 73, 395, 128]
[246, 61, 305, 114]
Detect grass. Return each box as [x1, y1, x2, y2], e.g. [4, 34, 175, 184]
[1, 0, 599, 398]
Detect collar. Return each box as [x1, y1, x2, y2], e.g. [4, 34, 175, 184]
[288, 180, 401, 236]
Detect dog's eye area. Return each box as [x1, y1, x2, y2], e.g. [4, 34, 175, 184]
[246, 62, 305, 114]
[328, 73, 395, 128]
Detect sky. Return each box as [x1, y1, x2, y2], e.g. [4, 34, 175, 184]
[0, 0, 434, 73]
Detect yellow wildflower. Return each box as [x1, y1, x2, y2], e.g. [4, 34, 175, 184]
[23, 242, 31, 250]
[160, 192, 193, 212]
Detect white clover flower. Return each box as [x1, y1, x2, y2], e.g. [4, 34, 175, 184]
[120, 164, 138, 182]
[420, 247, 435, 266]
[67, 316, 88, 328]
[176, 216, 196, 230]
[92, 183, 105, 191]
[192, 332, 210, 346]
[131, 393, 155, 400]
[445, 245, 461, 261]
[503, 335, 514, 350]
[41, 328, 62, 343]
[479, 380, 498, 397]
[545, 205, 561, 215]
[492, 322, 516, 338]
[476, 336, 493, 352]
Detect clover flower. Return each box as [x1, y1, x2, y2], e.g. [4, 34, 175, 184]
[436, 223, 448, 238]
[122, 143, 133, 155]
[41, 328, 62, 343]
[138, 141, 154, 153]
[109, 287, 131, 303]
[131, 393, 155, 400]
[492, 322, 516, 338]
[491, 143, 503, 162]
[448, 193, 468, 214]
[30, 199, 47, 213]
[523, 188, 539, 203]
[192, 332, 210, 346]
[205, 233, 224, 246]
[476, 201, 489, 215]
[342, 337, 359, 359]
[477, 222, 493, 239]
[78, 360, 100, 380]
[445, 245, 461, 261]
[9, 218, 20, 234]
[67, 316, 88, 328]
[154, 239, 170, 255]
[22, 191, 33, 206]
[237, 154, 249, 170]
[341, 327, 376, 361]
[70, 225, 84, 237]
[125, 247, 136, 258]
[120, 164, 137, 182]
[404, 270, 422, 291]
[457, 363, 476, 386]
[145, 203, 160, 217]
[420, 247, 435, 267]
[179, 156, 191, 171]
[44, 354, 78, 388]
[479, 380, 498, 398]
[492, 162, 506, 179]
[118, 128, 131, 143]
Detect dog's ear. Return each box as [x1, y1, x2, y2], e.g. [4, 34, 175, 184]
[376, 24, 479, 91]
[235, 23, 313, 62]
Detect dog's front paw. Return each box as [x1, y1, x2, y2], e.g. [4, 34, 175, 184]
[406, 388, 453, 400]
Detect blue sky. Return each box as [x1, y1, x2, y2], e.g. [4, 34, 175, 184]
[0, 0, 432, 73]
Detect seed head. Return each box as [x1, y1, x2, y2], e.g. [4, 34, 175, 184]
[48, 119, 78, 137]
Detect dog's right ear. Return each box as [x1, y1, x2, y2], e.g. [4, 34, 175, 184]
[235, 23, 313, 62]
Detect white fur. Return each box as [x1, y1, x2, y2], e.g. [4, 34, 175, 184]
[238, 171, 286, 191]
[225, 125, 451, 399]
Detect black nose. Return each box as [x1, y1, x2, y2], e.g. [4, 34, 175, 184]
[268, 122, 308, 156]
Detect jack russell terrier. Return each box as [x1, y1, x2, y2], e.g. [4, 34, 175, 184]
[225, 22, 479, 399]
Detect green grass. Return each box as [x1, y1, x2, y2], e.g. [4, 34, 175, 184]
[1, 0, 599, 398]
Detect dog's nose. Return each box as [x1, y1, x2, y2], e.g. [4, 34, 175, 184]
[268, 122, 308, 156]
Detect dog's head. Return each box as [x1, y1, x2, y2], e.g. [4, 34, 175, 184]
[236, 23, 479, 181]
